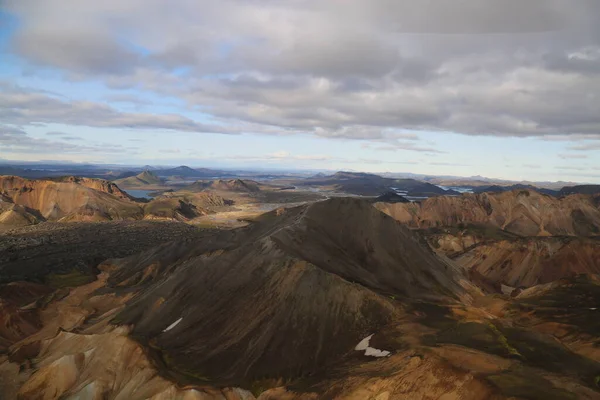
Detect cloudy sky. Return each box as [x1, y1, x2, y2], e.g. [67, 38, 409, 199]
[1, 0, 600, 182]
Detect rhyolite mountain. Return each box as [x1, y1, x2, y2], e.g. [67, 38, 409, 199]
[2, 193, 600, 398]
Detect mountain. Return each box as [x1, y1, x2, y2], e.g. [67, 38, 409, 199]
[559, 185, 600, 196]
[455, 236, 600, 289]
[0, 176, 216, 226]
[474, 184, 558, 196]
[4, 198, 600, 399]
[153, 165, 226, 178]
[0, 198, 471, 398]
[113, 170, 163, 187]
[424, 226, 600, 291]
[181, 178, 261, 193]
[374, 190, 410, 203]
[301, 171, 458, 197]
[376, 189, 600, 236]
[0, 176, 140, 224]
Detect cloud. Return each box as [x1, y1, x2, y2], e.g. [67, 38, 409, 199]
[46, 131, 82, 141]
[0, 83, 233, 134]
[558, 153, 588, 159]
[1, 125, 131, 155]
[430, 162, 471, 167]
[230, 151, 332, 162]
[568, 142, 600, 151]
[3, 0, 600, 146]
[522, 163, 542, 168]
[375, 142, 445, 154]
[556, 166, 587, 171]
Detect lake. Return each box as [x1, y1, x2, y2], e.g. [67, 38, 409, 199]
[125, 189, 156, 199]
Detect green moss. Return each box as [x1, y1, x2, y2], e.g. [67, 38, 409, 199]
[487, 369, 577, 400]
[161, 352, 211, 382]
[427, 322, 518, 358]
[45, 269, 95, 288]
[487, 323, 521, 357]
[500, 326, 600, 388]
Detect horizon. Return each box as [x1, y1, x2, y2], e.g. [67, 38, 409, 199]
[0, 159, 592, 186]
[2, 1, 600, 183]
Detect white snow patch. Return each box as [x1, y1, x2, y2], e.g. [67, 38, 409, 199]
[163, 317, 183, 332]
[355, 334, 391, 358]
[365, 347, 391, 357]
[355, 334, 373, 351]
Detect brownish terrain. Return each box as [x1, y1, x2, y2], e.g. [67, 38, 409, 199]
[113, 170, 165, 188]
[376, 189, 600, 236]
[0, 176, 240, 227]
[1, 197, 599, 399]
[373, 189, 600, 298]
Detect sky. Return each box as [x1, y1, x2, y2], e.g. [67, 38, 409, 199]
[1, 0, 600, 182]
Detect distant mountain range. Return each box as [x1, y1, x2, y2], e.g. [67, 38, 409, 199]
[1, 162, 599, 196]
[300, 171, 460, 197]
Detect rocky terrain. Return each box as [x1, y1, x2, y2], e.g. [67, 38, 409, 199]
[376, 189, 600, 236]
[372, 189, 600, 300]
[1, 197, 599, 399]
[113, 171, 164, 187]
[182, 179, 262, 193]
[424, 226, 600, 292]
[0, 176, 235, 227]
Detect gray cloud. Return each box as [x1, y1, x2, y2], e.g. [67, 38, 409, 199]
[4, 0, 600, 144]
[558, 153, 589, 159]
[1, 125, 131, 155]
[568, 142, 600, 151]
[0, 84, 233, 134]
[46, 131, 82, 141]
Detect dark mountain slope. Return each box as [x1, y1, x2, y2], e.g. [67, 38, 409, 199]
[108, 198, 468, 386]
[560, 185, 600, 196]
[299, 171, 458, 196]
[182, 178, 261, 193]
[113, 170, 163, 186]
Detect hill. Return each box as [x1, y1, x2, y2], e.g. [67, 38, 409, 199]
[474, 184, 558, 196]
[113, 170, 163, 187]
[153, 165, 226, 178]
[374, 190, 410, 203]
[300, 171, 458, 197]
[0, 176, 219, 226]
[559, 185, 600, 196]
[181, 178, 261, 193]
[376, 189, 600, 236]
[424, 226, 600, 291]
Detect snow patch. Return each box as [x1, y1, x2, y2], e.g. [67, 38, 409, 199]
[355, 334, 391, 358]
[355, 334, 373, 351]
[163, 317, 183, 332]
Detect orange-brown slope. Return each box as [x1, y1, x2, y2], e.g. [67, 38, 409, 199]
[0, 176, 218, 225]
[0, 175, 142, 222]
[455, 237, 600, 288]
[376, 189, 600, 236]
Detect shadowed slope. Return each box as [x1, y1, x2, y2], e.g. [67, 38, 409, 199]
[109, 198, 468, 386]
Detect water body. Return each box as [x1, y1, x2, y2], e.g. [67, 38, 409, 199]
[126, 189, 156, 199]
